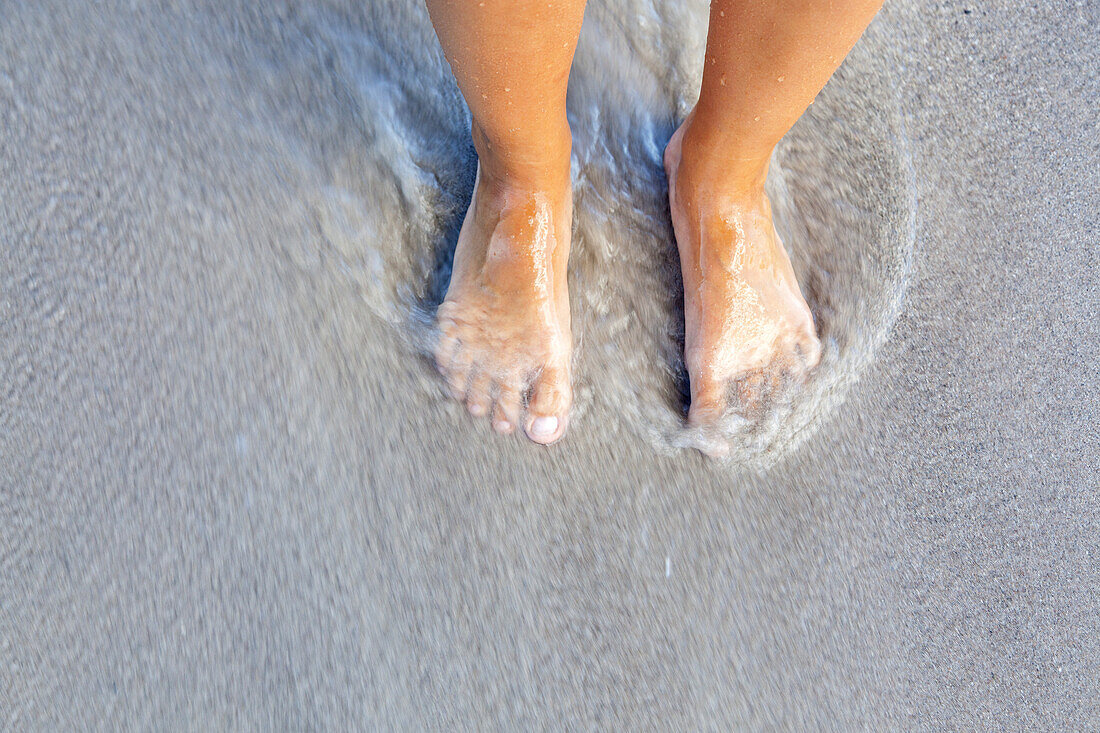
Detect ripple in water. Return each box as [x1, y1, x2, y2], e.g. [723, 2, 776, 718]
[300, 0, 916, 468]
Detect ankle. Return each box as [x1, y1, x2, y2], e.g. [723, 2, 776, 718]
[675, 113, 772, 200]
[473, 121, 573, 193]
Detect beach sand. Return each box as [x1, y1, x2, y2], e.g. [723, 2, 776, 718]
[2, 0, 1097, 727]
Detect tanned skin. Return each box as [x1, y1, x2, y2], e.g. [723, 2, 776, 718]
[426, 0, 882, 447]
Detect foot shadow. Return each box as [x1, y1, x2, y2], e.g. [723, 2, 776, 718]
[653, 162, 691, 420]
[417, 144, 477, 317]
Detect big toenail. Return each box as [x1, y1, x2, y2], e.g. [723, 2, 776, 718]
[529, 416, 558, 439]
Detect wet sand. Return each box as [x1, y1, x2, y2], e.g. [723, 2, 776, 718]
[2, 0, 1098, 727]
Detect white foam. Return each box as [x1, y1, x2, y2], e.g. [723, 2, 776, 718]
[300, 0, 916, 468]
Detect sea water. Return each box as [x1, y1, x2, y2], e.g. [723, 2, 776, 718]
[270, 0, 915, 467]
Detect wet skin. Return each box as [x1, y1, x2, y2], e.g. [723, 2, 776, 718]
[435, 152, 573, 444]
[426, 0, 882, 448]
[426, 0, 583, 443]
[664, 118, 821, 432]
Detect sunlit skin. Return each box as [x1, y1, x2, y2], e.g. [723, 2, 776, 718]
[668, 0, 883, 436]
[427, 0, 582, 444]
[427, 0, 882, 447]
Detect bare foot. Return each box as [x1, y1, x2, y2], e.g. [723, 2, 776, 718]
[664, 118, 821, 442]
[434, 164, 573, 445]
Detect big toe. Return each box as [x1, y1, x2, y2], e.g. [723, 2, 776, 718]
[524, 366, 571, 445]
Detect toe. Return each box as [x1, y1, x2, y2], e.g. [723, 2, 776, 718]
[492, 379, 522, 435]
[526, 414, 563, 445]
[699, 438, 731, 459]
[687, 369, 727, 428]
[491, 405, 516, 435]
[433, 330, 460, 375]
[525, 365, 571, 445]
[443, 351, 472, 401]
[465, 371, 492, 418]
[798, 330, 822, 371]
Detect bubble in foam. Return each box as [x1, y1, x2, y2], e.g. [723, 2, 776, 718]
[565, 4, 916, 468]
[287, 0, 914, 468]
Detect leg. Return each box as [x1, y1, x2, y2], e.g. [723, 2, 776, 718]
[664, 0, 882, 436]
[427, 0, 586, 444]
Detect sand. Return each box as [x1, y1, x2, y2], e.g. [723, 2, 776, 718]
[2, 0, 1098, 728]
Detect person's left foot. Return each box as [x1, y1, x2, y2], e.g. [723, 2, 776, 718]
[665, 118, 821, 443]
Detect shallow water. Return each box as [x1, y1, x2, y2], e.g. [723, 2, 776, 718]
[273, 0, 915, 467]
[7, 1, 1098, 726]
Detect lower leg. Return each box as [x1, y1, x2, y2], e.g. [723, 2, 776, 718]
[666, 0, 882, 437]
[426, 0, 583, 188]
[426, 0, 587, 444]
[680, 0, 883, 189]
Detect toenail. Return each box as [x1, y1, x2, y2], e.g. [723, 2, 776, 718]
[493, 420, 512, 433]
[528, 416, 558, 439]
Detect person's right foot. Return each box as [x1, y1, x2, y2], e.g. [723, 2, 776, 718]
[434, 163, 573, 445]
[665, 117, 821, 443]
